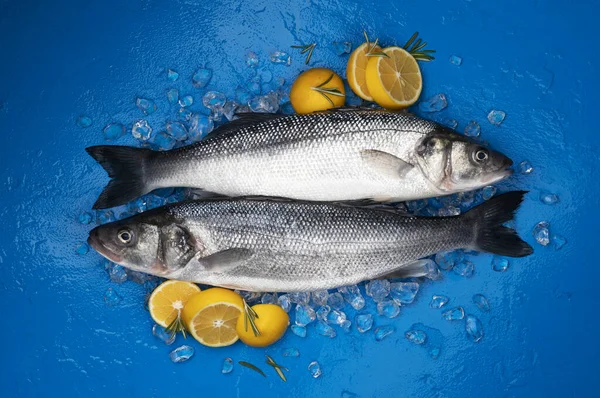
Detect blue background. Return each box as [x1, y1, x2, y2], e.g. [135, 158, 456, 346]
[0, 0, 597, 396]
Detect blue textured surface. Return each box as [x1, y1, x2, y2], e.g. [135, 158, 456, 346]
[0, 1, 598, 397]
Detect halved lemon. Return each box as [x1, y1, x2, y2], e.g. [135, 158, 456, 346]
[148, 280, 201, 327]
[365, 46, 423, 110]
[181, 288, 244, 347]
[346, 42, 382, 101]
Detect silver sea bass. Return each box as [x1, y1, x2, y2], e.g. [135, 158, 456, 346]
[88, 192, 533, 292]
[86, 110, 514, 209]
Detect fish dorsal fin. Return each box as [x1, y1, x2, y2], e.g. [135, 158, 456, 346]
[203, 113, 288, 140]
[197, 248, 254, 271]
[314, 106, 414, 116]
[360, 149, 414, 179]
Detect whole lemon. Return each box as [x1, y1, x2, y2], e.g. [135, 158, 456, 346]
[235, 304, 290, 347]
[290, 68, 345, 114]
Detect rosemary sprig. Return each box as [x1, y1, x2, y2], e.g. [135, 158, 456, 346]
[311, 73, 345, 106]
[265, 355, 289, 382]
[165, 310, 187, 339]
[291, 43, 316, 64]
[402, 31, 436, 62]
[243, 300, 261, 337]
[363, 30, 389, 58]
[239, 361, 266, 377]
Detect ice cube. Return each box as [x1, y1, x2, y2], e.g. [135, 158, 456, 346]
[177, 107, 193, 122]
[247, 76, 262, 95]
[423, 259, 442, 280]
[374, 325, 395, 341]
[308, 361, 322, 378]
[167, 69, 179, 81]
[78, 212, 93, 224]
[202, 91, 226, 109]
[532, 221, 550, 246]
[222, 357, 233, 374]
[449, 55, 462, 66]
[76, 115, 92, 128]
[235, 290, 261, 303]
[315, 321, 337, 338]
[340, 319, 351, 332]
[166, 88, 179, 104]
[178, 95, 194, 107]
[487, 110, 506, 126]
[442, 118, 458, 129]
[104, 288, 122, 306]
[453, 260, 474, 277]
[188, 113, 214, 141]
[97, 210, 115, 224]
[429, 347, 441, 359]
[289, 292, 310, 305]
[442, 306, 465, 321]
[518, 160, 533, 174]
[492, 256, 509, 272]
[75, 242, 89, 255]
[465, 315, 484, 342]
[540, 191, 559, 205]
[166, 121, 188, 141]
[435, 250, 464, 270]
[438, 206, 461, 216]
[327, 292, 345, 310]
[332, 41, 352, 55]
[311, 290, 329, 307]
[365, 280, 391, 302]
[246, 51, 259, 67]
[405, 329, 427, 345]
[152, 324, 175, 345]
[377, 300, 400, 318]
[291, 325, 307, 337]
[327, 309, 347, 325]
[249, 92, 279, 113]
[192, 68, 212, 88]
[482, 186, 496, 200]
[552, 234, 567, 250]
[406, 199, 428, 213]
[315, 305, 330, 322]
[261, 293, 278, 304]
[283, 347, 300, 357]
[418, 94, 447, 112]
[464, 120, 481, 137]
[276, 77, 285, 87]
[102, 123, 125, 141]
[126, 270, 156, 285]
[270, 51, 291, 65]
[472, 294, 490, 312]
[295, 304, 316, 326]
[131, 120, 152, 141]
[235, 86, 252, 105]
[261, 69, 273, 83]
[153, 132, 175, 150]
[136, 98, 157, 115]
[222, 101, 239, 121]
[390, 282, 419, 305]
[429, 295, 449, 309]
[338, 285, 365, 310]
[277, 294, 292, 312]
[355, 313, 373, 333]
[169, 345, 195, 363]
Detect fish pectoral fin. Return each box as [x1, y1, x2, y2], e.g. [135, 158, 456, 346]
[360, 149, 414, 179]
[379, 260, 433, 279]
[197, 248, 254, 271]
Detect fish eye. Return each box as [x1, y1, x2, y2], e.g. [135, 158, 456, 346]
[117, 229, 134, 244]
[474, 149, 489, 163]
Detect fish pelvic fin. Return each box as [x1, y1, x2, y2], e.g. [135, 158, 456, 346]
[86, 145, 154, 209]
[468, 191, 533, 258]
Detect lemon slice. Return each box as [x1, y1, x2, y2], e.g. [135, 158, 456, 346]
[365, 46, 423, 109]
[182, 288, 244, 347]
[148, 280, 201, 327]
[346, 42, 382, 101]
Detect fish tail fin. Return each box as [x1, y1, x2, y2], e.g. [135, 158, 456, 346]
[468, 191, 533, 258]
[86, 145, 154, 209]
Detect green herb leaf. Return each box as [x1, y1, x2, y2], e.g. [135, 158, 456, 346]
[165, 310, 187, 339]
[291, 43, 316, 64]
[265, 355, 289, 382]
[402, 31, 436, 62]
[243, 300, 261, 337]
[239, 361, 267, 377]
[311, 74, 346, 106]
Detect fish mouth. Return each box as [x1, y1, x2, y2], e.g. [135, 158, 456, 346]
[87, 228, 123, 263]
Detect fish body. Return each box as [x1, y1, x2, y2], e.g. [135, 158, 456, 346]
[88, 192, 532, 292]
[87, 111, 513, 209]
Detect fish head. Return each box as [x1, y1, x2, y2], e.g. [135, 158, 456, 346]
[88, 211, 198, 276]
[415, 130, 513, 192]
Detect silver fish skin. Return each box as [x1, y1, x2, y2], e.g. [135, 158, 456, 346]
[86, 110, 513, 209]
[87, 192, 532, 292]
